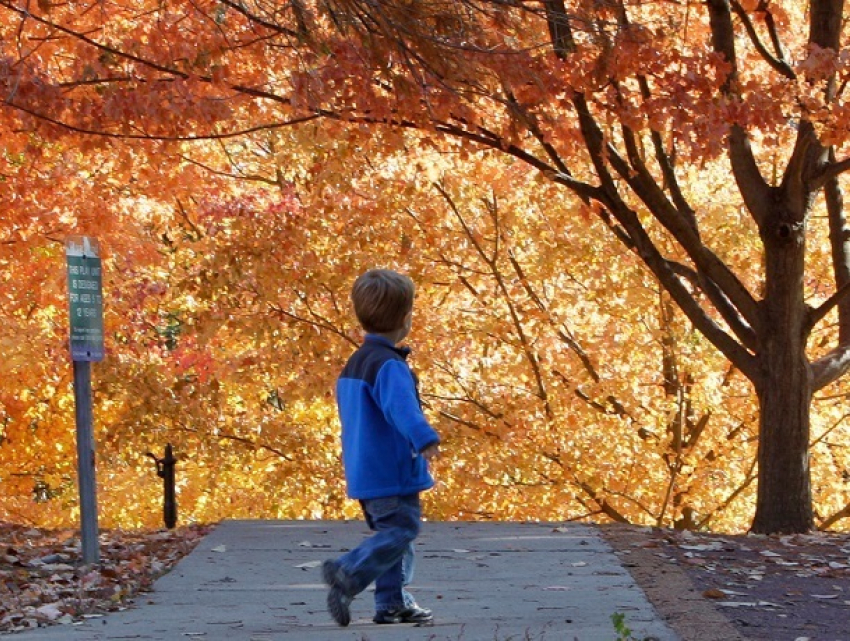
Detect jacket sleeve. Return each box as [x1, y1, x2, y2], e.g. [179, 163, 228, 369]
[372, 360, 440, 452]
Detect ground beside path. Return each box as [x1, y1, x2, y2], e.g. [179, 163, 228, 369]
[601, 524, 850, 641]
[4, 519, 679, 641]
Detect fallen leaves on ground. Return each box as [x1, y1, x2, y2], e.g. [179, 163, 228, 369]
[636, 528, 850, 640]
[0, 522, 213, 633]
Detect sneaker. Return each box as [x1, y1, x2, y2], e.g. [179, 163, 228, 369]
[322, 560, 355, 627]
[321, 560, 356, 595]
[322, 559, 356, 627]
[327, 586, 352, 627]
[321, 560, 340, 588]
[373, 604, 434, 625]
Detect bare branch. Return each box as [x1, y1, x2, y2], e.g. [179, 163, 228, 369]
[507, 248, 601, 382]
[434, 409, 506, 441]
[432, 183, 554, 417]
[6, 98, 321, 141]
[217, 0, 304, 39]
[806, 280, 850, 333]
[730, 0, 795, 79]
[819, 501, 850, 530]
[215, 432, 295, 461]
[267, 299, 357, 348]
[814, 156, 850, 189]
[697, 454, 758, 530]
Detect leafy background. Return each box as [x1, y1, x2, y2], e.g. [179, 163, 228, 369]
[1, 0, 849, 534]
[1, 129, 846, 533]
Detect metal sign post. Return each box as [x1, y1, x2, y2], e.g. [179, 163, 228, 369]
[66, 236, 104, 565]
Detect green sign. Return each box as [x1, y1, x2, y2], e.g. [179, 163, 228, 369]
[66, 237, 104, 362]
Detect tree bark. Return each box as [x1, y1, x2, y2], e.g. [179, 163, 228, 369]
[752, 353, 813, 533]
[751, 203, 814, 534]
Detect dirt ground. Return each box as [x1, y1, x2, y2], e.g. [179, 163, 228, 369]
[601, 524, 850, 641]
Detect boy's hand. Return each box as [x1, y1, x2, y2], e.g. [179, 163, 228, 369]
[421, 444, 440, 461]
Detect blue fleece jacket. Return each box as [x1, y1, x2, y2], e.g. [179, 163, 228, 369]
[336, 334, 440, 500]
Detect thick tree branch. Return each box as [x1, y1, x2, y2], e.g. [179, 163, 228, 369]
[550, 27, 760, 380]
[811, 343, 850, 391]
[503, 91, 571, 177]
[544, 3, 760, 334]
[542, 0, 574, 59]
[820, 146, 850, 343]
[667, 260, 758, 351]
[612, 0, 697, 232]
[600, 199, 759, 382]
[814, 156, 850, 188]
[809, 0, 843, 51]
[807, 277, 850, 333]
[634, 73, 696, 230]
[603, 139, 761, 333]
[618, 94, 688, 220]
[706, 0, 772, 227]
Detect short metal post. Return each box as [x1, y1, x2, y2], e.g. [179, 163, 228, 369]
[147, 444, 177, 529]
[73, 359, 100, 563]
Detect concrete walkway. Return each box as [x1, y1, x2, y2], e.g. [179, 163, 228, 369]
[9, 520, 680, 641]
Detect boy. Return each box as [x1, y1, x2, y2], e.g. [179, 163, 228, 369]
[322, 269, 440, 627]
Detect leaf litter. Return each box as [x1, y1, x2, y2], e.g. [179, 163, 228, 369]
[0, 521, 213, 632]
[637, 528, 850, 640]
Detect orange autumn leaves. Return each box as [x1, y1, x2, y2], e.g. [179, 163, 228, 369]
[0, 136, 773, 531]
[1, 1, 850, 533]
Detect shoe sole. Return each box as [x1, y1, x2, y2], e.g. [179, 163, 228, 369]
[323, 562, 353, 627]
[327, 587, 351, 627]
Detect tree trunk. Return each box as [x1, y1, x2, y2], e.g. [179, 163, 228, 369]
[751, 206, 814, 534]
[752, 351, 813, 533]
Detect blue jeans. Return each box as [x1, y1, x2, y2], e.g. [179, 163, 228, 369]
[335, 493, 421, 612]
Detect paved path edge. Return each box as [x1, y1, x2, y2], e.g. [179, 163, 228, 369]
[601, 525, 748, 641]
